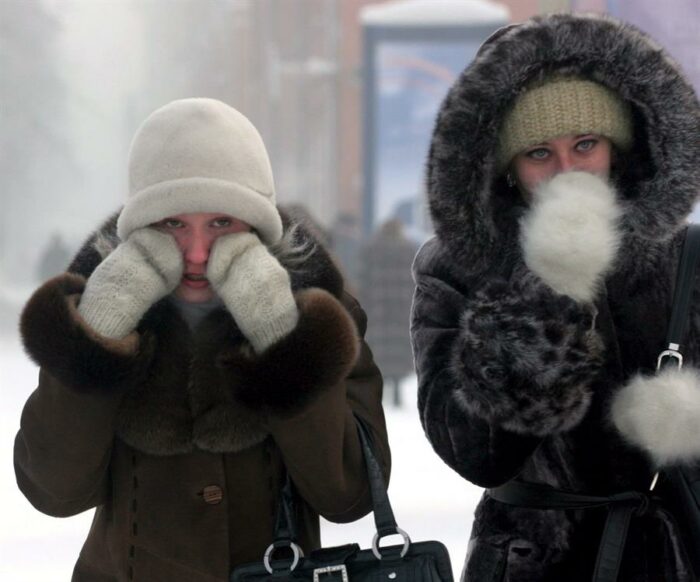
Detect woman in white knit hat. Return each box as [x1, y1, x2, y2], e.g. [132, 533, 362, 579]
[411, 13, 700, 582]
[15, 98, 390, 581]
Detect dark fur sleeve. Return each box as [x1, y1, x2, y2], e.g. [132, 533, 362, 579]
[216, 288, 359, 415]
[411, 240, 604, 486]
[20, 273, 154, 393]
[452, 272, 602, 436]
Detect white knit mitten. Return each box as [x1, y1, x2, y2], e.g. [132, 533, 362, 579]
[520, 171, 622, 303]
[611, 367, 700, 466]
[207, 232, 299, 353]
[78, 229, 183, 339]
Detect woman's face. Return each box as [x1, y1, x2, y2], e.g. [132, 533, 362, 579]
[152, 212, 251, 303]
[512, 133, 613, 200]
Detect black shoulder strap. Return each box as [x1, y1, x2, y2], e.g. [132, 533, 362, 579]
[662, 224, 700, 365]
[354, 415, 399, 537]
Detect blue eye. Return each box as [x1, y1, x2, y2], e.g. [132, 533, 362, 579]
[576, 139, 597, 152]
[526, 148, 550, 160]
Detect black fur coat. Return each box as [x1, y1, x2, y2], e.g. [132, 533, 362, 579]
[411, 14, 700, 582]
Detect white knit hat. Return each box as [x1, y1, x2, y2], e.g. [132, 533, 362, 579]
[117, 98, 283, 244]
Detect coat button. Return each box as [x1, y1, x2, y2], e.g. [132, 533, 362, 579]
[202, 485, 224, 505]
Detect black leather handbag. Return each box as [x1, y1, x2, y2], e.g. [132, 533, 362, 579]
[230, 417, 454, 582]
[651, 223, 700, 578]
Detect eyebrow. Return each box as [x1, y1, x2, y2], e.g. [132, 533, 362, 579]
[527, 133, 595, 148]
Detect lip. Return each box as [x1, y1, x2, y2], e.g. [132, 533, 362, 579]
[182, 275, 209, 289]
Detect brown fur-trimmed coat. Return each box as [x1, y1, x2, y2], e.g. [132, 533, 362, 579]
[15, 213, 390, 582]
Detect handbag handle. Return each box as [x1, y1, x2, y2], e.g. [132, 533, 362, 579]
[264, 474, 304, 573]
[269, 415, 407, 566]
[354, 416, 411, 558]
[658, 223, 700, 370]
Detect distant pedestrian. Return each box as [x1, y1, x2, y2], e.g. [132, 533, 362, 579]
[359, 218, 418, 406]
[330, 212, 363, 291]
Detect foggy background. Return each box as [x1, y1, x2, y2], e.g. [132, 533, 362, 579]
[2, 0, 699, 580]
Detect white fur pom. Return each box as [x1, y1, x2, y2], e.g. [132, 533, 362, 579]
[520, 172, 622, 303]
[611, 367, 700, 466]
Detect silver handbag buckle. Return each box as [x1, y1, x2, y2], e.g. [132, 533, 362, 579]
[656, 344, 683, 371]
[313, 564, 349, 582]
[263, 541, 304, 574]
[372, 527, 411, 560]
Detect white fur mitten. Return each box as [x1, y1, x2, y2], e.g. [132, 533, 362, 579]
[611, 367, 700, 466]
[520, 171, 622, 303]
[207, 232, 299, 353]
[78, 228, 184, 339]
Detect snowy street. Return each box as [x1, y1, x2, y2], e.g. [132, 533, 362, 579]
[0, 329, 482, 581]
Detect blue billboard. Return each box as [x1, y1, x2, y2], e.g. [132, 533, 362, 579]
[361, 5, 508, 242]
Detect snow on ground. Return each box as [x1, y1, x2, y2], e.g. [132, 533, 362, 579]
[0, 333, 96, 581]
[0, 331, 482, 581]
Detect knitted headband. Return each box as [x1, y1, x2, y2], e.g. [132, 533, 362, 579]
[117, 98, 283, 244]
[497, 77, 633, 170]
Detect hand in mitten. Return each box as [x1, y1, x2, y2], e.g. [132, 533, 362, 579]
[520, 171, 622, 303]
[454, 273, 601, 436]
[77, 228, 183, 339]
[611, 367, 700, 466]
[207, 232, 299, 353]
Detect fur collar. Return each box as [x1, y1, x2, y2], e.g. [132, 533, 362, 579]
[115, 299, 270, 455]
[427, 13, 700, 271]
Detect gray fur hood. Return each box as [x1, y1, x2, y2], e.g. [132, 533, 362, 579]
[427, 12, 700, 268]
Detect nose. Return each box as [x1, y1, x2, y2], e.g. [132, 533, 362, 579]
[183, 231, 212, 266]
[555, 149, 577, 173]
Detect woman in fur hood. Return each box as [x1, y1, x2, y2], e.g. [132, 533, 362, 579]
[411, 13, 700, 582]
[15, 98, 390, 582]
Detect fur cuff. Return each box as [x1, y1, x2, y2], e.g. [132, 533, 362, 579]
[610, 367, 700, 466]
[20, 273, 154, 392]
[451, 278, 601, 436]
[217, 288, 359, 415]
[521, 172, 621, 303]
